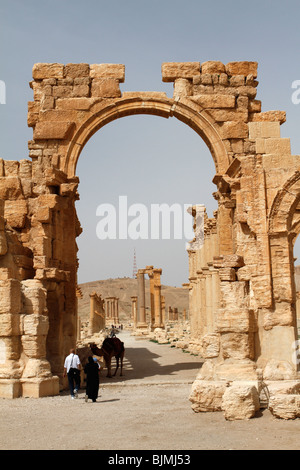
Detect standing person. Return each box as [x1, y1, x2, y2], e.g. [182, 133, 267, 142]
[84, 356, 100, 402]
[63, 348, 81, 399]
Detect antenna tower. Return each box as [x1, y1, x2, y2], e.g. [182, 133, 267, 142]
[132, 248, 137, 278]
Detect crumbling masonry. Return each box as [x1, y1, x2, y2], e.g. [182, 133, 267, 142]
[0, 61, 299, 419]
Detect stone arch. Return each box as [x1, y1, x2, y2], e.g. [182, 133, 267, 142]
[63, 95, 230, 178]
[3, 60, 300, 412]
[269, 170, 300, 236]
[267, 172, 300, 346]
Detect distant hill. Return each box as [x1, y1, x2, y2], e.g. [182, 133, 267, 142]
[77, 277, 189, 323]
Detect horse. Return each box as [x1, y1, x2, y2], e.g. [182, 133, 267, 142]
[90, 337, 125, 378]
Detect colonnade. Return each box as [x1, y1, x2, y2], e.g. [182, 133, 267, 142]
[132, 266, 164, 330]
[188, 207, 221, 353]
[105, 296, 119, 326]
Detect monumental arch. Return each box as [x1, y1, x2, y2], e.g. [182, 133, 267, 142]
[0, 61, 299, 417]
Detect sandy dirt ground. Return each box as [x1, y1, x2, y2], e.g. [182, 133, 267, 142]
[0, 331, 299, 451]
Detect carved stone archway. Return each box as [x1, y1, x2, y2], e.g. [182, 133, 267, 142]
[0, 61, 299, 421]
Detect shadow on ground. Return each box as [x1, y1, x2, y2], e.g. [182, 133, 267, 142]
[99, 345, 204, 384]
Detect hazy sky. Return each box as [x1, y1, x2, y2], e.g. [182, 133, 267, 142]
[1, 0, 300, 286]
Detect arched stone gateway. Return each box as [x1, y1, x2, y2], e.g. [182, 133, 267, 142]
[0, 61, 299, 419]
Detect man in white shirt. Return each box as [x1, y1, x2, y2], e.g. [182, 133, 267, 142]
[63, 348, 81, 399]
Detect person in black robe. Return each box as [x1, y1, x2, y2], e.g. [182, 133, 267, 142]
[84, 356, 100, 402]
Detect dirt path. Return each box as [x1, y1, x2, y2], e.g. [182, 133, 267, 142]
[0, 331, 299, 450]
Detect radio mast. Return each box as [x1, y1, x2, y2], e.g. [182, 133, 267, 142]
[132, 248, 137, 278]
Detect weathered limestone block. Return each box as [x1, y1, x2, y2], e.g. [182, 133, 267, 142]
[248, 121, 280, 139]
[262, 304, 294, 329]
[221, 383, 260, 420]
[32, 63, 64, 80]
[263, 359, 297, 381]
[0, 353, 23, 379]
[0, 314, 21, 336]
[189, 379, 227, 412]
[33, 121, 75, 140]
[250, 110, 286, 124]
[4, 200, 28, 228]
[201, 333, 220, 358]
[269, 395, 300, 419]
[196, 360, 215, 380]
[72, 84, 90, 98]
[22, 358, 52, 378]
[52, 85, 73, 98]
[219, 267, 236, 281]
[229, 75, 246, 87]
[23, 315, 49, 336]
[248, 100, 262, 113]
[90, 64, 125, 82]
[64, 63, 90, 78]
[191, 94, 235, 109]
[201, 61, 226, 74]
[266, 380, 300, 397]
[40, 95, 55, 110]
[162, 62, 200, 82]
[219, 281, 250, 311]
[225, 61, 258, 77]
[262, 138, 291, 155]
[219, 121, 249, 139]
[21, 376, 60, 398]
[91, 79, 121, 98]
[0, 379, 21, 398]
[208, 110, 248, 123]
[213, 255, 244, 268]
[56, 97, 94, 110]
[173, 78, 193, 97]
[217, 310, 251, 333]
[0, 176, 23, 200]
[21, 280, 47, 315]
[221, 332, 254, 360]
[214, 361, 258, 381]
[21, 335, 47, 358]
[0, 336, 20, 363]
[4, 161, 19, 176]
[0, 280, 21, 315]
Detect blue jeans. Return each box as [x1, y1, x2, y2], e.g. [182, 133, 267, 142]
[67, 369, 81, 396]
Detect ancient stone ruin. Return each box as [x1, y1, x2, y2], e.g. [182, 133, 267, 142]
[0, 60, 299, 419]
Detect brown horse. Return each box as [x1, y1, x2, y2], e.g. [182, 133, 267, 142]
[90, 337, 125, 378]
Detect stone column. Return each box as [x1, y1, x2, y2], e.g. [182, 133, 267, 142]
[148, 271, 155, 329]
[89, 292, 96, 336]
[137, 270, 147, 328]
[131, 296, 138, 328]
[153, 268, 163, 328]
[161, 295, 166, 326]
[114, 297, 119, 325]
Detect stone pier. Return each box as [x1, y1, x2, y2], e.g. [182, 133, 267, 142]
[89, 292, 105, 335]
[136, 270, 147, 329]
[131, 296, 138, 328]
